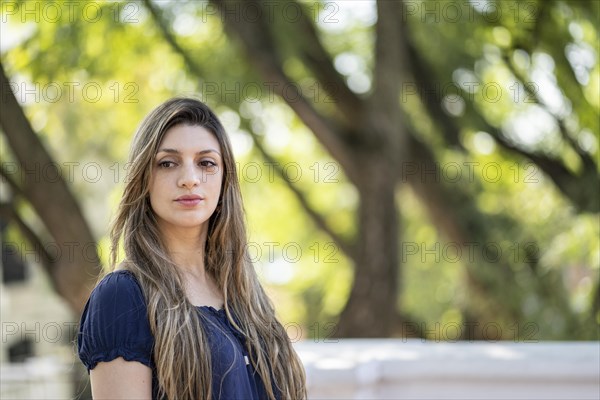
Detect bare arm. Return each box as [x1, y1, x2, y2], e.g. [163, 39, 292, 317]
[90, 357, 152, 399]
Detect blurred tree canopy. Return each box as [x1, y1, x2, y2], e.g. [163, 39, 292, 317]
[1, 0, 598, 339]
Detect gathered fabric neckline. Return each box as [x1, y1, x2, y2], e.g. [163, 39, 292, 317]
[197, 305, 225, 313]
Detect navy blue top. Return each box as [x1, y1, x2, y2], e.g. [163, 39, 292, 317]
[77, 270, 275, 399]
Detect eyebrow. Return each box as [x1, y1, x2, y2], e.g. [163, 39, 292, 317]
[156, 148, 222, 157]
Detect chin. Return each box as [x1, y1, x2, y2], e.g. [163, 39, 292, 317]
[175, 218, 210, 228]
[158, 215, 210, 229]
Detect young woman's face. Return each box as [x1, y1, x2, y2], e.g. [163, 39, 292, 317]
[149, 124, 224, 233]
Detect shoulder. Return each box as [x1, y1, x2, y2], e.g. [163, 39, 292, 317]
[89, 270, 145, 310]
[94, 269, 144, 299]
[81, 269, 149, 330]
[78, 269, 155, 371]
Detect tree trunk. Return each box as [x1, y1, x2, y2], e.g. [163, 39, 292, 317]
[337, 152, 399, 337]
[0, 63, 101, 315]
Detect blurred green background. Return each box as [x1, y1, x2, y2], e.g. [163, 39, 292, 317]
[1, 0, 598, 351]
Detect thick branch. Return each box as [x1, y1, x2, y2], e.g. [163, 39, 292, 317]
[142, 0, 207, 77]
[502, 53, 593, 164]
[246, 127, 356, 259]
[400, 16, 599, 213]
[403, 30, 463, 149]
[367, 0, 408, 155]
[0, 162, 24, 197]
[404, 134, 468, 246]
[292, 1, 364, 126]
[208, 0, 360, 185]
[0, 202, 55, 276]
[404, 131, 580, 330]
[408, 38, 597, 212]
[467, 105, 599, 213]
[403, 133, 521, 325]
[0, 61, 101, 314]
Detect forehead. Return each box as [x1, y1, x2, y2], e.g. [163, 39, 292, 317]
[158, 124, 221, 153]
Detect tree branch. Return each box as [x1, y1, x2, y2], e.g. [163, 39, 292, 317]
[0, 201, 55, 276]
[0, 162, 24, 198]
[403, 133, 524, 326]
[408, 35, 598, 212]
[142, 0, 207, 78]
[0, 61, 101, 314]
[399, 19, 599, 213]
[403, 29, 463, 149]
[245, 125, 356, 259]
[501, 52, 594, 164]
[290, 1, 364, 126]
[466, 103, 599, 213]
[207, 0, 360, 184]
[367, 0, 409, 154]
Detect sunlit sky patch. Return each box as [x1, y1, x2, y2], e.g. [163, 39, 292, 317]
[334, 51, 371, 94]
[531, 52, 572, 119]
[315, 0, 376, 32]
[229, 129, 253, 157]
[0, 21, 36, 53]
[334, 52, 364, 75]
[260, 257, 296, 285]
[261, 105, 293, 154]
[472, 131, 496, 155]
[565, 42, 597, 86]
[502, 105, 561, 151]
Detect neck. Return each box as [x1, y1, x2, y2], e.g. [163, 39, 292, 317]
[158, 222, 209, 280]
[157, 221, 224, 308]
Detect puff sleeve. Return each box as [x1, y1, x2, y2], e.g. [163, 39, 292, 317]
[77, 270, 155, 373]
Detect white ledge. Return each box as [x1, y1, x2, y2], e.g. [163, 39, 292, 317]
[294, 339, 600, 400]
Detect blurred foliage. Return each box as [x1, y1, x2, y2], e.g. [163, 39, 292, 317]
[1, 0, 598, 340]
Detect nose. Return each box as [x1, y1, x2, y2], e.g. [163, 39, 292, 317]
[177, 162, 200, 189]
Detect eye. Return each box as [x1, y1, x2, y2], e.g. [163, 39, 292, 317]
[199, 160, 217, 168]
[158, 160, 176, 168]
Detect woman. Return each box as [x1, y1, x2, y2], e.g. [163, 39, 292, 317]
[77, 97, 307, 399]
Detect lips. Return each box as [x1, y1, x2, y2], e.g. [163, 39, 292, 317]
[175, 194, 204, 207]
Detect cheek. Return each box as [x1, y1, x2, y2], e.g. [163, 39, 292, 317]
[147, 185, 158, 211]
[210, 172, 224, 194]
[149, 173, 169, 192]
[148, 179, 158, 201]
[148, 175, 166, 206]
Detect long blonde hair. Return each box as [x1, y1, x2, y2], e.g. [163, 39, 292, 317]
[108, 97, 306, 399]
